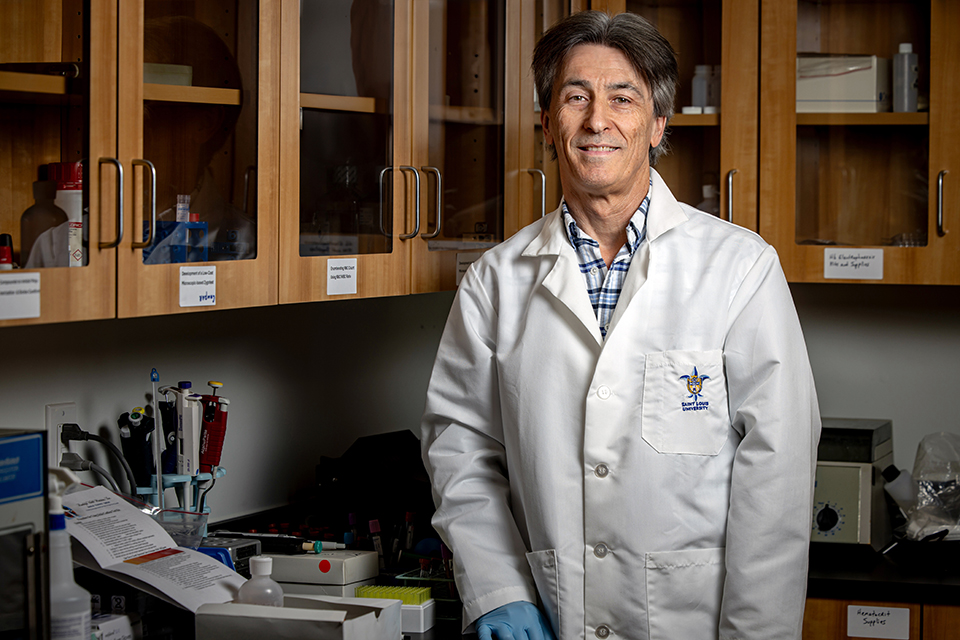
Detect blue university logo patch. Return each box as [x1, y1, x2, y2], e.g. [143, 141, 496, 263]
[679, 367, 710, 412]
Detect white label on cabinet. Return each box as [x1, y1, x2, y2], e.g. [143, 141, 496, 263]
[846, 605, 910, 639]
[179, 266, 217, 307]
[0, 272, 40, 320]
[824, 248, 884, 280]
[327, 258, 357, 295]
[456, 252, 483, 286]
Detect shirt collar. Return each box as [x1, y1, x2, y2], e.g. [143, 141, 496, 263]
[562, 181, 651, 257]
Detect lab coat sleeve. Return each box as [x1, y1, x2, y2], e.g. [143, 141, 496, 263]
[719, 245, 821, 640]
[421, 265, 539, 630]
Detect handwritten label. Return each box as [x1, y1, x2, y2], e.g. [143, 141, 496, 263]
[179, 266, 216, 307]
[0, 272, 41, 320]
[327, 258, 357, 295]
[824, 248, 883, 280]
[456, 252, 483, 286]
[847, 605, 910, 639]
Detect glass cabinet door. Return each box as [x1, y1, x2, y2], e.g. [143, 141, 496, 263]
[280, 0, 411, 302]
[410, 0, 506, 293]
[625, 0, 758, 230]
[0, 0, 118, 326]
[116, 0, 279, 316]
[760, 0, 958, 284]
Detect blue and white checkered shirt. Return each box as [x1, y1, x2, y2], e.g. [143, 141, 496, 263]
[562, 186, 651, 339]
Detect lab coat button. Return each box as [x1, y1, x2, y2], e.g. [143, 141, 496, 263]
[594, 463, 609, 478]
[595, 624, 611, 638]
[597, 385, 611, 399]
[593, 543, 609, 558]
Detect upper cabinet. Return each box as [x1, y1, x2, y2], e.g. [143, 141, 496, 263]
[598, 0, 759, 230]
[0, 0, 280, 327]
[279, 0, 561, 302]
[759, 0, 959, 284]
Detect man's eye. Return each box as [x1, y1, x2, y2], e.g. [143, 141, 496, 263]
[614, 96, 630, 104]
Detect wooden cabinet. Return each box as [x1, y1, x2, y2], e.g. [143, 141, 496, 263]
[280, 0, 546, 302]
[591, 0, 759, 231]
[803, 598, 960, 640]
[760, 0, 960, 284]
[0, 0, 280, 327]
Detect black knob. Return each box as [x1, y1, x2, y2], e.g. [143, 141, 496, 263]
[816, 506, 840, 531]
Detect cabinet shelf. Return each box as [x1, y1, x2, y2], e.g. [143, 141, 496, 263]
[429, 105, 500, 125]
[796, 112, 929, 126]
[0, 70, 68, 94]
[669, 113, 720, 127]
[299, 92, 378, 114]
[143, 83, 241, 106]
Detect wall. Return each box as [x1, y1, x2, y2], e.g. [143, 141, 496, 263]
[0, 292, 454, 522]
[1, 284, 957, 522]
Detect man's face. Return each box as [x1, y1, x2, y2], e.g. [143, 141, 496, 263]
[542, 44, 666, 204]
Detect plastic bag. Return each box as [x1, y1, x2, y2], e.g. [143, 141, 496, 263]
[906, 432, 960, 541]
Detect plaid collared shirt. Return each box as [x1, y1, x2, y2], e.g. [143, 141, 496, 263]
[562, 187, 650, 339]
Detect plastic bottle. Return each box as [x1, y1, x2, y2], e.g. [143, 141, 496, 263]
[49, 493, 92, 640]
[697, 184, 720, 217]
[20, 179, 68, 268]
[709, 65, 721, 110]
[691, 64, 710, 108]
[236, 556, 284, 607]
[882, 465, 917, 517]
[0, 234, 13, 269]
[48, 162, 84, 267]
[893, 43, 918, 113]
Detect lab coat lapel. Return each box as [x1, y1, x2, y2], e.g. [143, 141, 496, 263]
[523, 206, 603, 344]
[607, 170, 688, 335]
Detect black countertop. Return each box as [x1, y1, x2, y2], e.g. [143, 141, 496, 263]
[807, 541, 960, 606]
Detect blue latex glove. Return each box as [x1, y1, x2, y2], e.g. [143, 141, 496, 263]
[475, 601, 557, 640]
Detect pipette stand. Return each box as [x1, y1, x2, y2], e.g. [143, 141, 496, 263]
[137, 467, 226, 514]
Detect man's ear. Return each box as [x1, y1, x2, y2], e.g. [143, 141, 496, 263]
[541, 109, 554, 147]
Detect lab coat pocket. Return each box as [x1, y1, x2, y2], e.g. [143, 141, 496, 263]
[642, 349, 728, 455]
[645, 547, 725, 640]
[525, 549, 560, 637]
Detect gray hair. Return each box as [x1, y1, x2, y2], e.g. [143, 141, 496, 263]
[533, 10, 679, 165]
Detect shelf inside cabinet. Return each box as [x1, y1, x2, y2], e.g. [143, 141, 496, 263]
[429, 105, 500, 125]
[0, 70, 68, 95]
[796, 112, 928, 126]
[300, 92, 377, 114]
[669, 113, 719, 127]
[144, 83, 241, 106]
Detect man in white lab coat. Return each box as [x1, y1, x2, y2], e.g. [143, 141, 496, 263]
[421, 11, 820, 640]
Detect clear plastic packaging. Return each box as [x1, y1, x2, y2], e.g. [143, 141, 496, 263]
[236, 556, 283, 607]
[904, 432, 960, 541]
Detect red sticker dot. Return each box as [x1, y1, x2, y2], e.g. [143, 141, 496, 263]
[319, 559, 331, 573]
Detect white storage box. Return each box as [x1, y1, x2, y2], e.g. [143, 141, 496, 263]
[266, 550, 378, 585]
[195, 595, 401, 640]
[91, 613, 141, 640]
[280, 578, 376, 598]
[797, 55, 891, 112]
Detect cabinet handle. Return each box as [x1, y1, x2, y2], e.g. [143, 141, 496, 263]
[98, 157, 124, 249]
[526, 169, 546, 218]
[399, 166, 420, 240]
[421, 166, 442, 240]
[243, 166, 256, 214]
[130, 159, 156, 249]
[378, 166, 392, 237]
[938, 170, 948, 238]
[725, 169, 738, 223]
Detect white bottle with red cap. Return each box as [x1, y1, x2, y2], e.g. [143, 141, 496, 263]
[48, 162, 84, 267]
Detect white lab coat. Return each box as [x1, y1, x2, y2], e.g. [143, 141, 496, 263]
[421, 169, 821, 640]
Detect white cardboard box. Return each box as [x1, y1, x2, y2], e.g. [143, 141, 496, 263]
[91, 613, 141, 640]
[195, 595, 401, 640]
[797, 55, 891, 112]
[280, 578, 376, 597]
[265, 550, 378, 585]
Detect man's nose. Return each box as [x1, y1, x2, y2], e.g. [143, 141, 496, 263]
[584, 100, 610, 133]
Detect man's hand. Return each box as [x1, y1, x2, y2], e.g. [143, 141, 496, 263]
[476, 601, 556, 640]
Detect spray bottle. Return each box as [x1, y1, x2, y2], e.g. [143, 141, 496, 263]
[48, 468, 92, 640]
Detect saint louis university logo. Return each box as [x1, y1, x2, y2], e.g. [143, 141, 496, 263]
[679, 367, 710, 412]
